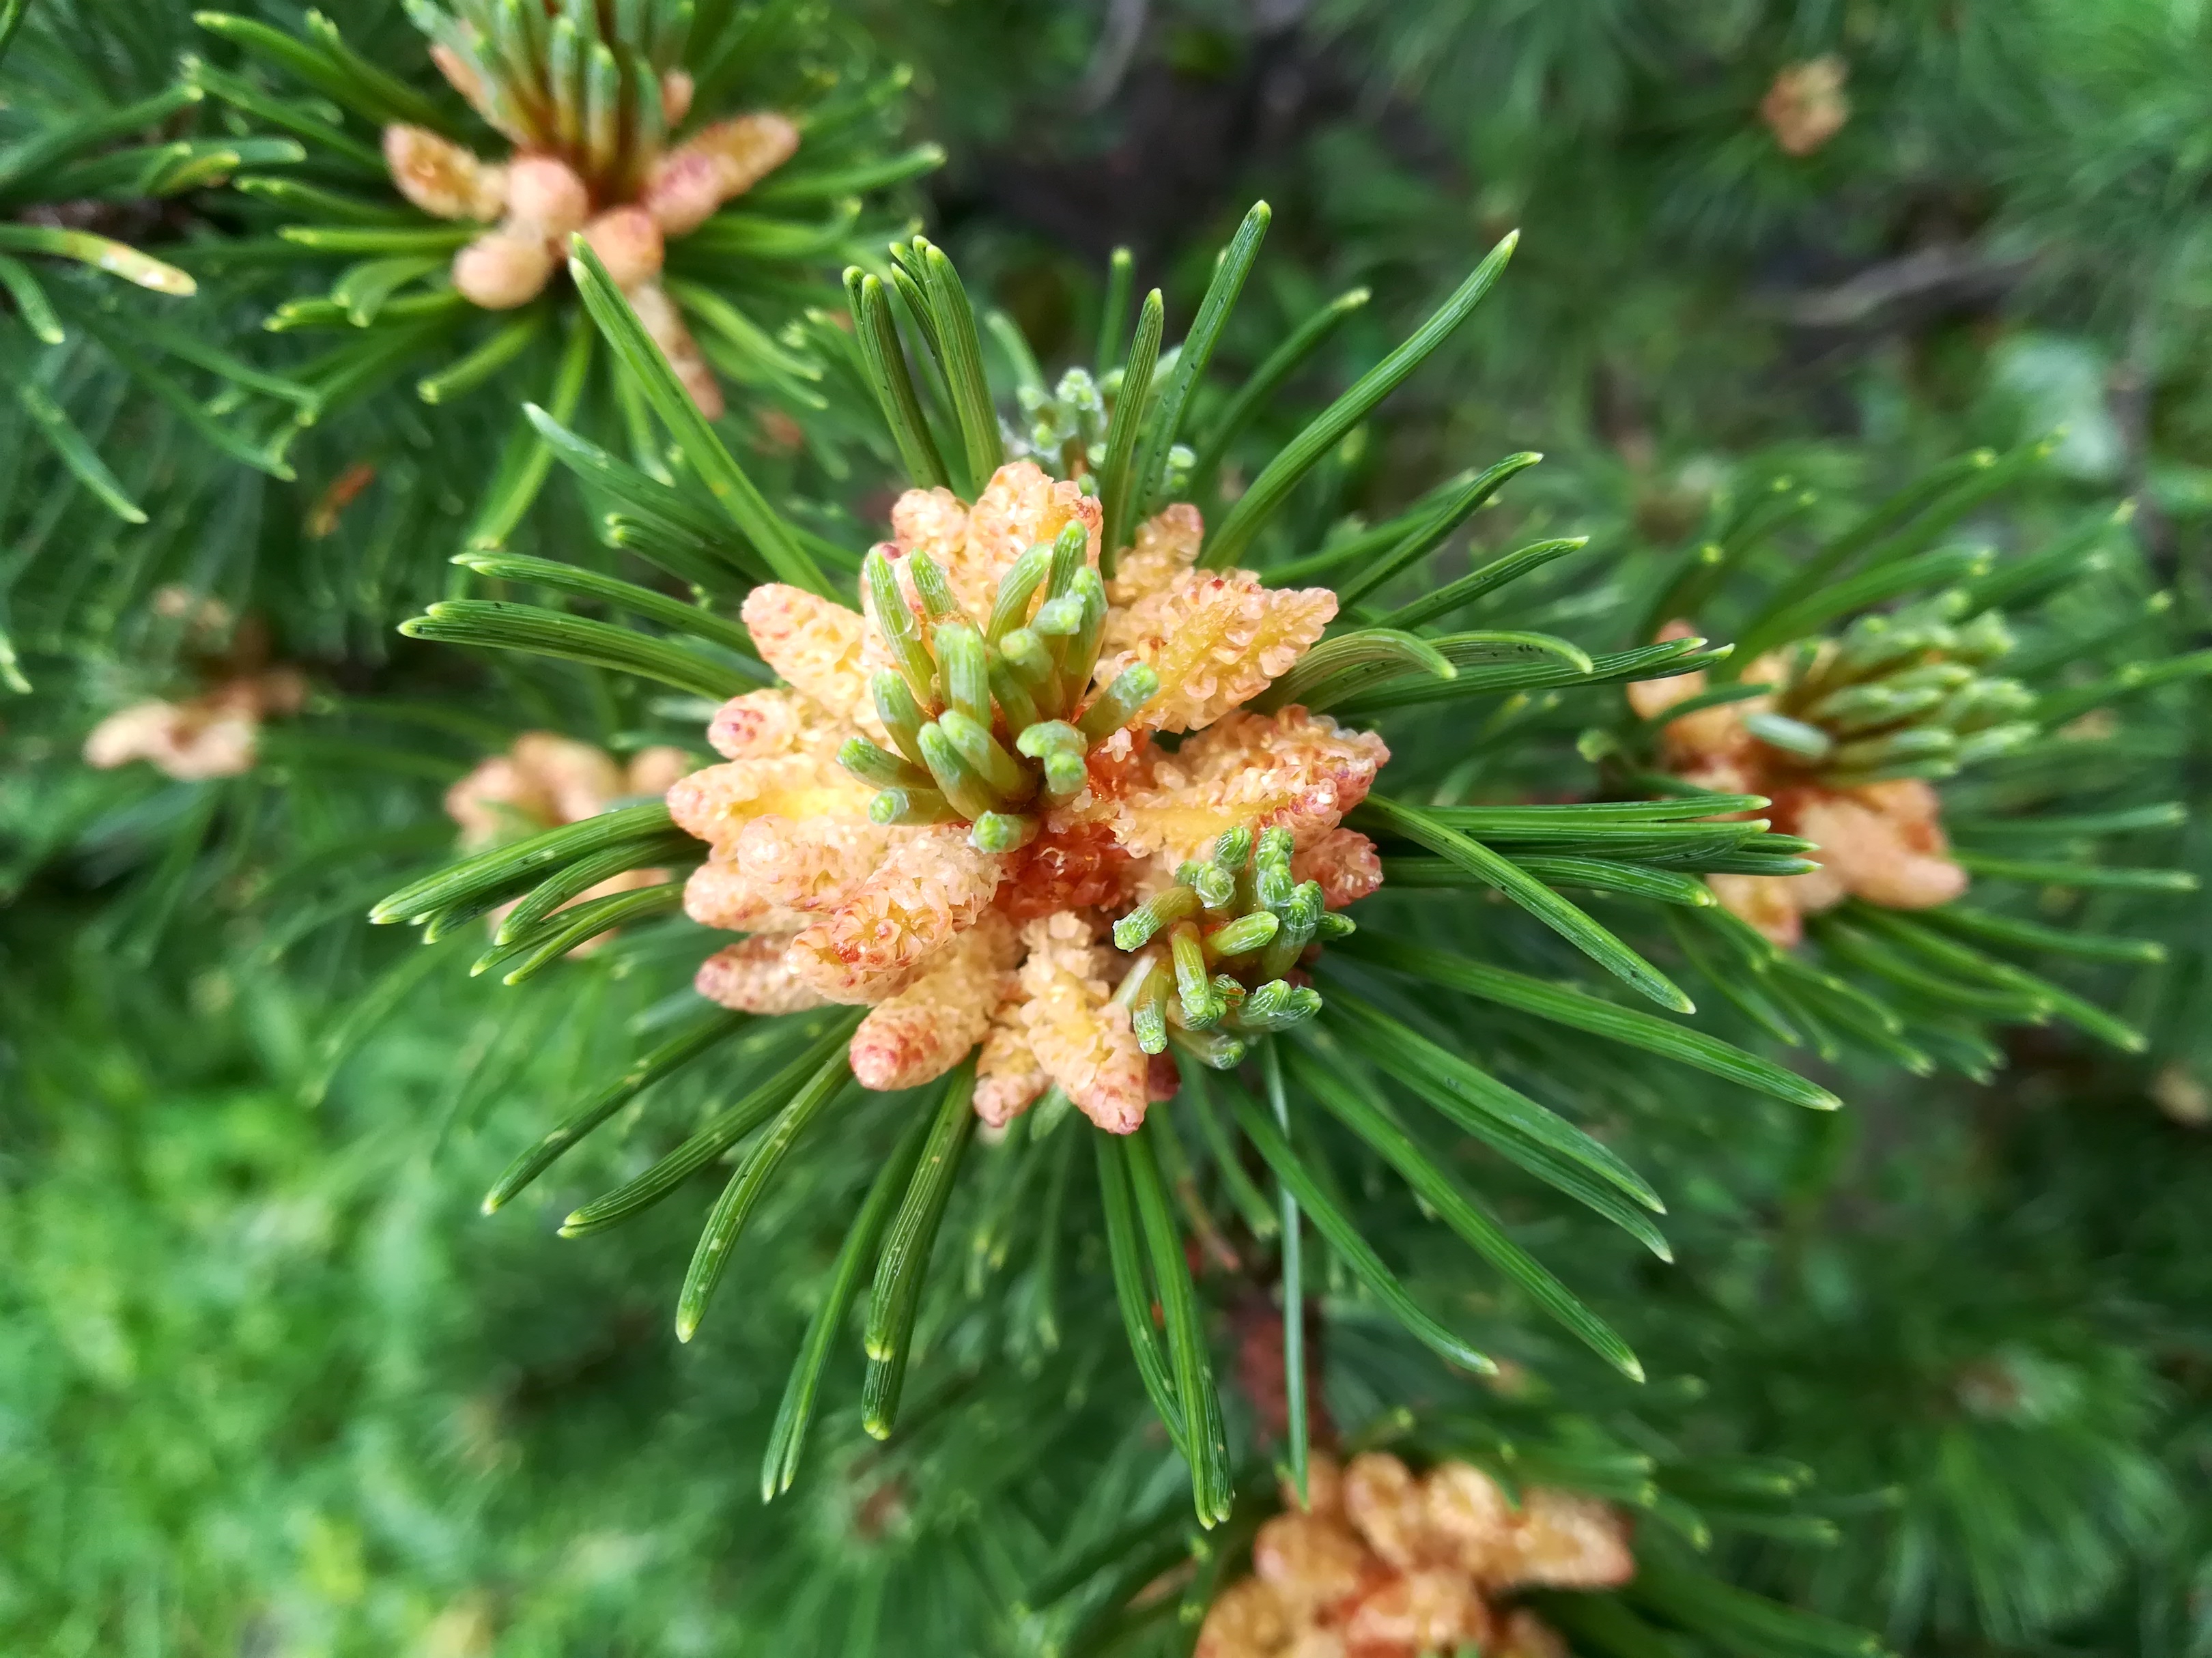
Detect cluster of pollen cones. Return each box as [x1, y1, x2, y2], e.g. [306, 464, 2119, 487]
[1198, 1450, 1634, 1658]
[384, 55, 797, 416]
[666, 462, 1387, 1133]
[82, 592, 304, 782]
[1631, 621, 1968, 947]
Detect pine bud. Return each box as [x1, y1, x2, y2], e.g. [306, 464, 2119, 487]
[866, 552, 939, 707]
[937, 708, 1032, 802]
[1877, 661, 1975, 696]
[917, 722, 1002, 819]
[660, 70, 695, 126]
[642, 145, 722, 237]
[1952, 721, 2037, 766]
[1076, 663, 1159, 739]
[1117, 954, 1173, 1056]
[1741, 711, 1834, 762]
[987, 652, 1042, 732]
[910, 552, 959, 620]
[1168, 920, 1221, 1028]
[1016, 718, 1088, 801]
[998, 629, 1060, 715]
[1133, 999, 1169, 1055]
[1032, 592, 1085, 636]
[1238, 981, 1322, 1032]
[1204, 910, 1278, 961]
[1258, 883, 1322, 980]
[579, 205, 665, 288]
[969, 811, 1039, 853]
[933, 621, 993, 728]
[1058, 567, 1108, 688]
[1182, 859, 1237, 912]
[1114, 885, 1200, 951]
[453, 229, 556, 309]
[840, 737, 931, 791]
[384, 124, 507, 222]
[1951, 610, 2015, 663]
[506, 154, 591, 238]
[1168, 1024, 1246, 1070]
[1942, 676, 2034, 731]
[871, 670, 931, 767]
[626, 280, 722, 417]
[869, 786, 959, 826]
[1804, 683, 1925, 732]
[987, 544, 1053, 642]
[1044, 518, 1088, 599]
[1830, 726, 1957, 773]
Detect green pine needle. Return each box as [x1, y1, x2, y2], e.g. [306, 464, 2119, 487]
[1125, 1121, 1236, 1525]
[1358, 795, 1695, 1012]
[763, 1099, 936, 1497]
[453, 549, 758, 657]
[674, 1047, 860, 1342]
[399, 599, 765, 700]
[1204, 230, 1518, 569]
[1131, 200, 1270, 521]
[569, 237, 830, 597]
[483, 1010, 750, 1214]
[371, 801, 677, 928]
[1340, 933, 1841, 1111]
[1228, 1089, 1493, 1375]
[1097, 288, 1165, 572]
[1094, 1131, 1190, 1455]
[860, 1061, 978, 1438]
[1290, 1042, 1651, 1372]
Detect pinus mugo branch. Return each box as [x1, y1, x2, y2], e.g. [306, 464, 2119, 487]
[369, 220, 1845, 1524]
